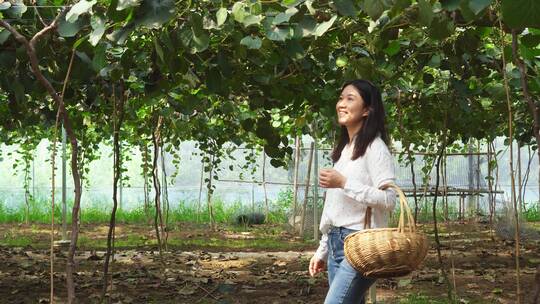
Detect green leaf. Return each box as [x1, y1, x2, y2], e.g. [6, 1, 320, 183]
[232, 2, 247, 22]
[384, 40, 401, 56]
[428, 16, 454, 40]
[285, 39, 304, 59]
[106, 23, 135, 44]
[92, 43, 107, 72]
[313, 15, 337, 37]
[273, 7, 298, 25]
[242, 14, 264, 27]
[336, 56, 348, 67]
[305, 0, 316, 15]
[502, 0, 540, 29]
[0, 2, 11, 10]
[240, 36, 262, 49]
[154, 38, 164, 62]
[296, 16, 317, 37]
[216, 7, 228, 26]
[418, 0, 433, 26]
[281, 0, 302, 7]
[117, 0, 140, 10]
[57, 19, 82, 37]
[6, 0, 26, 18]
[191, 32, 209, 53]
[334, 0, 358, 17]
[73, 36, 87, 49]
[89, 14, 105, 46]
[12, 80, 25, 103]
[266, 26, 290, 41]
[137, 0, 176, 29]
[521, 34, 540, 48]
[441, 0, 460, 11]
[66, 0, 96, 23]
[468, 0, 492, 15]
[363, 0, 384, 20]
[0, 29, 11, 44]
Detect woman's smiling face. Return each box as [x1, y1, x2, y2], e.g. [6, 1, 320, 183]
[336, 84, 369, 128]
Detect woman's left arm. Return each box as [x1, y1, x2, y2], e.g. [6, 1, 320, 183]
[342, 141, 397, 211]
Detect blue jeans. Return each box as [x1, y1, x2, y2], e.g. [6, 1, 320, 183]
[325, 227, 376, 304]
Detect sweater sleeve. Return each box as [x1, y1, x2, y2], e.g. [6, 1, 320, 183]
[342, 139, 397, 212]
[314, 233, 328, 261]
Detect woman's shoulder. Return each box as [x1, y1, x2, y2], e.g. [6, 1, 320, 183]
[367, 136, 390, 153]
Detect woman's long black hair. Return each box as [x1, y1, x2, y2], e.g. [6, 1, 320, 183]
[331, 79, 389, 163]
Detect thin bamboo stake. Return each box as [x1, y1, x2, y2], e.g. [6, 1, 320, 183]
[207, 155, 216, 231]
[518, 144, 523, 213]
[300, 142, 314, 236]
[292, 136, 301, 230]
[313, 131, 319, 241]
[396, 89, 419, 222]
[476, 139, 481, 221]
[197, 159, 204, 223]
[502, 25, 521, 302]
[443, 148, 458, 297]
[487, 140, 495, 240]
[262, 153, 269, 221]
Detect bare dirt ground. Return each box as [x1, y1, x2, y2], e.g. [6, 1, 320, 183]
[0, 222, 538, 303]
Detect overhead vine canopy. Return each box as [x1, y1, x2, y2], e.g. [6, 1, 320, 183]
[0, 0, 539, 160]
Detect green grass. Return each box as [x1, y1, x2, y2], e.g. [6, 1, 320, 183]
[524, 204, 540, 222]
[1, 193, 538, 227]
[0, 194, 292, 225]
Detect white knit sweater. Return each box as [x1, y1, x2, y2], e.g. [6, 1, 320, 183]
[314, 136, 397, 261]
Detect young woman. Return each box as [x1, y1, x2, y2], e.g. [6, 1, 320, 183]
[308, 80, 396, 304]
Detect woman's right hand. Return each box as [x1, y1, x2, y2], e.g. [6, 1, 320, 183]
[309, 255, 326, 277]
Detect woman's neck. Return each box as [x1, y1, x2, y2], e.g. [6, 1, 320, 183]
[347, 123, 363, 144]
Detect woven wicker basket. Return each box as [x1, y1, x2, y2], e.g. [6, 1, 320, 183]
[344, 184, 428, 278]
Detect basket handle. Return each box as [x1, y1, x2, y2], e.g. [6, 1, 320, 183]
[381, 184, 416, 233]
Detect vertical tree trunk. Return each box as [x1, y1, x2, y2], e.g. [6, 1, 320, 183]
[0, 14, 82, 303]
[102, 83, 125, 297]
[152, 116, 165, 257]
[432, 138, 454, 301]
[142, 143, 150, 221]
[160, 145, 170, 250]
